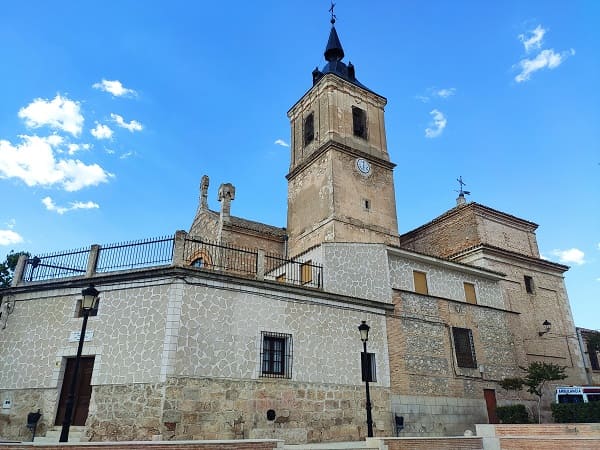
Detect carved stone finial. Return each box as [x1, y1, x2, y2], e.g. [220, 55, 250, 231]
[200, 175, 210, 210]
[218, 183, 236, 221]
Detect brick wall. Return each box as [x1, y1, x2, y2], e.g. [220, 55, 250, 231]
[377, 437, 483, 450]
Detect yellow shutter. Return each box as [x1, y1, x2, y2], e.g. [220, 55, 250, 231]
[464, 282, 477, 304]
[413, 271, 428, 295]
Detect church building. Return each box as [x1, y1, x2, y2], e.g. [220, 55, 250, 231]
[0, 15, 587, 444]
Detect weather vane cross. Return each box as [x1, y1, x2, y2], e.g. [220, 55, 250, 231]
[456, 176, 471, 196]
[329, 1, 336, 25]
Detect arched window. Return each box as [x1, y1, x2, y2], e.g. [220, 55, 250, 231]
[190, 250, 212, 269]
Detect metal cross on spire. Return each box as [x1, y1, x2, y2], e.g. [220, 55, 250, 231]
[456, 176, 471, 196]
[329, 1, 336, 25]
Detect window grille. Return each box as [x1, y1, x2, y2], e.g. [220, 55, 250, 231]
[452, 327, 477, 368]
[260, 331, 292, 378]
[524, 275, 534, 294]
[588, 341, 600, 371]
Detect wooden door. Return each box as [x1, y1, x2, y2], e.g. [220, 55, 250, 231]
[484, 389, 499, 424]
[55, 357, 95, 426]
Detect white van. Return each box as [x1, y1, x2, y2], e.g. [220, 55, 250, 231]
[555, 386, 600, 403]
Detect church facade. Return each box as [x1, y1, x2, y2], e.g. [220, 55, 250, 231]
[0, 20, 588, 444]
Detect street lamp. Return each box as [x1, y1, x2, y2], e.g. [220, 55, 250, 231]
[59, 284, 99, 442]
[358, 320, 374, 438]
[538, 320, 552, 336]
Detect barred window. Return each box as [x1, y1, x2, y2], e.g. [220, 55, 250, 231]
[260, 332, 292, 378]
[452, 327, 477, 368]
[588, 341, 600, 371]
[524, 275, 534, 294]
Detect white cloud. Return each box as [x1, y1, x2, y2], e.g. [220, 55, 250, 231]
[435, 88, 456, 98]
[0, 135, 112, 191]
[0, 229, 23, 246]
[519, 25, 547, 53]
[274, 139, 289, 147]
[515, 48, 575, 83]
[416, 87, 456, 102]
[90, 123, 113, 140]
[425, 109, 447, 138]
[18, 94, 84, 137]
[42, 196, 99, 214]
[67, 143, 91, 155]
[105, 148, 115, 155]
[119, 151, 135, 160]
[110, 113, 143, 132]
[92, 79, 137, 97]
[551, 248, 586, 265]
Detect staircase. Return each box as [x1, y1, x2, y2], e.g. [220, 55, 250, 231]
[34, 426, 86, 443]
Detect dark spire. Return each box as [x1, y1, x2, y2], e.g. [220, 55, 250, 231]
[324, 26, 345, 62]
[311, 2, 371, 92]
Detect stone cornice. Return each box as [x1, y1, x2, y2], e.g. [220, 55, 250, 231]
[387, 246, 506, 280]
[286, 141, 396, 181]
[401, 202, 538, 241]
[288, 73, 386, 119]
[4, 265, 395, 312]
[450, 244, 569, 273]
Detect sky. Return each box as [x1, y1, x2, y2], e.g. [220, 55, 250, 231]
[0, 1, 598, 328]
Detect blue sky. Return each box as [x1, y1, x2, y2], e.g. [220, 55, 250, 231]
[0, 1, 598, 329]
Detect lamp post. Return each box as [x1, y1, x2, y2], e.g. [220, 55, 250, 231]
[59, 285, 99, 442]
[538, 320, 552, 336]
[358, 320, 374, 438]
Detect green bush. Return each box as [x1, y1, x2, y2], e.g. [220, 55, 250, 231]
[551, 402, 600, 423]
[496, 404, 530, 423]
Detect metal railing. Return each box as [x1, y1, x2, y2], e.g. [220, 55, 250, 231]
[96, 236, 174, 272]
[19, 233, 323, 290]
[264, 253, 322, 289]
[183, 237, 258, 278]
[24, 248, 90, 282]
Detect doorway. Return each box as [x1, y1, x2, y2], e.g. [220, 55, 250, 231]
[55, 356, 95, 426]
[484, 389, 499, 424]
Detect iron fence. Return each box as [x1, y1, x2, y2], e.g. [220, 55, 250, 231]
[183, 238, 258, 278]
[24, 248, 90, 282]
[96, 235, 174, 272]
[264, 253, 322, 289]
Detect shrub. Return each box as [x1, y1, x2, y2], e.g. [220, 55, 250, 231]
[496, 404, 530, 423]
[551, 402, 600, 423]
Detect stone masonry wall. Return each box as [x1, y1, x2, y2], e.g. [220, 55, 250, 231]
[161, 377, 391, 443]
[175, 281, 390, 387]
[322, 243, 392, 303]
[388, 254, 505, 309]
[386, 287, 523, 435]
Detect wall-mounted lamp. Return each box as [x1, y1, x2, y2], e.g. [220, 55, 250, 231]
[538, 320, 551, 336]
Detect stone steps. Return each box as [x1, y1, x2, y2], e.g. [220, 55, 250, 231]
[34, 426, 86, 443]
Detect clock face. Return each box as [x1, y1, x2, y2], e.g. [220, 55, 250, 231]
[356, 158, 371, 175]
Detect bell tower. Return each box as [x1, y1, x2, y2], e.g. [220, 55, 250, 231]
[286, 16, 400, 257]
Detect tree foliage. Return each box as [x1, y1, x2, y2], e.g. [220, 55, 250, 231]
[0, 251, 29, 288]
[520, 361, 568, 398]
